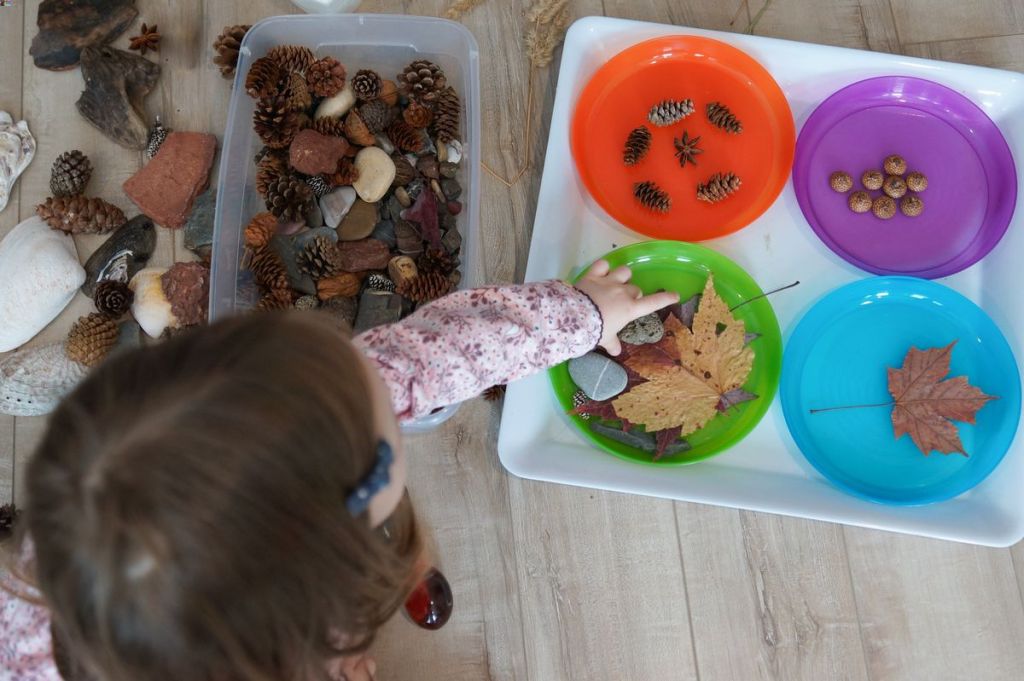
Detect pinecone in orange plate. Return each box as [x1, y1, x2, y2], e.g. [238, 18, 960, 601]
[249, 246, 290, 291]
[212, 24, 251, 78]
[398, 60, 447, 105]
[245, 56, 283, 99]
[396, 271, 452, 303]
[351, 69, 382, 101]
[253, 94, 301, 149]
[306, 56, 346, 97]
[633, 181, 670, 213]
[387, 120, 425, 153]
[433, 86, 460, 143]
[696, 172, 741, 203]
[403, 100, 433, 129]
[360, 99, 396, 134]
[244, 212, 279, 249]
[65, 313, 118, 367]
[93, 279, 133, 317]
[36, 196, 125, 234]
[267, 45, 315, 74]
[705, 101, 742, 134]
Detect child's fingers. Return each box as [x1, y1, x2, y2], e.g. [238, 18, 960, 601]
[608, 265, 633, 283]
[603, 335, 622, 356]
[633, 290, 681, 317]
[585, 259, 610, 278]
[623, 283, 643, 300]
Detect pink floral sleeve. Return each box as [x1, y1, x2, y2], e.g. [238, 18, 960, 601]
[0, 567, 60, 681]
[355, 280, 602, 421]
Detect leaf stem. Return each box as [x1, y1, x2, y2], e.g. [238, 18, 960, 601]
[809, 401, 894, 414]
[730, 280, 800, 312]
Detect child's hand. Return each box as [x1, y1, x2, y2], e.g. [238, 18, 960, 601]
[575, 259, 680, 356]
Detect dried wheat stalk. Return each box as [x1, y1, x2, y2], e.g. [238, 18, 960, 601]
[445, 0, 487, 19]
[525, 0, 571, 68]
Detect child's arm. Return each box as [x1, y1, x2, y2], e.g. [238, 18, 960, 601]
[355, 261, 677, 421]
[0, 571, 58, 681]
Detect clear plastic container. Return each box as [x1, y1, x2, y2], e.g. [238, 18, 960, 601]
[210, 14, 482, 432]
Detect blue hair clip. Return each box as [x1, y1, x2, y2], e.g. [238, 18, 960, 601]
[346, 440, 394, 516]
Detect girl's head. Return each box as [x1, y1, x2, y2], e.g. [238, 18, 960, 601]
[18, 312, 421, 681]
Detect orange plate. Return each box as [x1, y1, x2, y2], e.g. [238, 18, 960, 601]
[571, 35, 795, 241]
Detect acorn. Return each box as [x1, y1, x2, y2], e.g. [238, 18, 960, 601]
[848, 191, 872, 213]
[861, 170, 884, 191]
[829, 171, 853, 193]
[906, 171, 928, 193]
[901, 195, 924, 217]
[883, 174, 907, 199]
[872, 195, 896, 219]
[883, 154, 907, 176]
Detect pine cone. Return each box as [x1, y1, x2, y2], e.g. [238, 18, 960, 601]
[255, 152, 287, 198]
[316, 271, 365, 300]
[49, 150, 93, 197]
[387, 120, 425, 153]
[254, 94, 301, 149]
[391, 153, 416, 187]
[0, 503, 19, 540]
[93, 279, 133, 317]
[285, 72, 312, 112]
[330, 158, 360, 186]
[432, 86, 460, 143]
[705, 101, 742, 134]
[622, 126, 651, 166]
[648, 99, 694, 127]
[65, 313, 118, 367]
[146, 117, 170, 160]
[212, 24, 250, 78]
[36, 196, 125, 234]
[360, 99, 396, 134]
[417, 247, 455, 276]
[306, 174, 331, 198]
[266, 45, 315, 74]
[351, 69, 382, 101]
[403, 100, 433, 129]
[298, 235, 343, 278]
[633, 181, 671, 213]
[257, 288, 295, 311]
[249, 246, 289, 291]
[696, 172, 741, 203]
[396, 271, 452, 303]
[312, 116, 346, 138]
[343, 110, 376, 146]
[398, 60, 447, 105]
[245, 56, 284, 99]
[244, 212, 278, 249]
[366, 272, 396, 293]
[265, 174, 313, 221]
[306, 56, 346, 98]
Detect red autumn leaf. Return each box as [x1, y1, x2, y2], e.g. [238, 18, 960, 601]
[887, 342, 997, 456]
[653, 426, 683, 460]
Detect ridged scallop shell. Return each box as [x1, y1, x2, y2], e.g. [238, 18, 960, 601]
[0, 342, 88, 416]
[0, 111, 35, 214]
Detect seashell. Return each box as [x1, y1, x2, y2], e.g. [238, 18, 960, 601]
[0, 342, 88, 416]
[0, 216, 85, 352]
[445, 139, 463, 165]
[352, 147, 396, 203]
[129, 267, 176, 338]
[0, 111, 36, 214]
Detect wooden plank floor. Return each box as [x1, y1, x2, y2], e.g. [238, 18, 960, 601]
[2, 1, 1023, 679]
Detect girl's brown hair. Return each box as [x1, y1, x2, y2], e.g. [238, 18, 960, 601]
[14, 312, 421, 681]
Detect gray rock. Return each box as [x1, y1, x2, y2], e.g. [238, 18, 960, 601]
[590, 422, 656, 451]
[618, 312, 664, 345]
[568, 352, 628, 401]
[82, 214, 156, 296]
[381, 195, 403, 221]
[371, 220, 396, 248]
[440, 213, 457, 231]
[440, 178, 461, 200]
[269, 234, 316, 296]
[441, 228, 462, 255]
[235, 269, 261, 311]
[319, 185, 357, 228]
[353, 291, 402, 332]
[291, 226, 338, 252]
[183, 189, 215, 256]
[305, 200, 324, 228]
[320, 295, 357, 329]
[439, 161, 458, 179]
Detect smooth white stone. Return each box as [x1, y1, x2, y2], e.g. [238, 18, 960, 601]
[129, 267, 176, 338]
[352, 147, 396, 203]
[319, 185, 358, 229]
[314, 83, 356, 120]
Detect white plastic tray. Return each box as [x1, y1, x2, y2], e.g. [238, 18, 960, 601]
[497, 16, 1024, 547]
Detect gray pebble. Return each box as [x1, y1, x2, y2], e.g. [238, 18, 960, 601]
[353, 291, 403, 332]
[440, 178, 462, 200]
[618, 312, 664, 345]
[270, 234, 316, 296]
[441, 227, 462, 254]
[370, 220, 397, 248]
[439, 161, 458, 179]
[568, 352, 628, 401]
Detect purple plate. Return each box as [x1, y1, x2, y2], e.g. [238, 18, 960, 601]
[793, 76, 1016, 278]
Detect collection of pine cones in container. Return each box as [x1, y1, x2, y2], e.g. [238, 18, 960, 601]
[624, 99, 743, 214]
[241, 45, 465, 331]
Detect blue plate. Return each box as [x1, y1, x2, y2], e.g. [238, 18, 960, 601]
[781, 277, 1021, 505]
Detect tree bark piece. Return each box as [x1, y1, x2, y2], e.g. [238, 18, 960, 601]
[30, 0, 138, 71]
[75, 45, 160, 150]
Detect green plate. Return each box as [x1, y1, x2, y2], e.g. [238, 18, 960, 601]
[549, 240, 783, 465]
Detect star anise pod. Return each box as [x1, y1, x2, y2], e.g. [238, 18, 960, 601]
[673, 131, 702, 167]
[129, 23, 161, 56]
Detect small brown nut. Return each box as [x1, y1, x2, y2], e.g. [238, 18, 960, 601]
[872, 195, 897, 219]
[861, 170, 884, 191]
[387, 255, 418, 285]
[848, 190, 872, 213]
[900, 195, 924, 217]
[906, 171, 928, 193]
[883, 174, 907, 199]
[883, 154, 907, 176]
[829, 171, 853, 193]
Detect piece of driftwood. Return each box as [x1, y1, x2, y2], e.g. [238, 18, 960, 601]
[75, 46, 160, 150]
[29, 0, 138, 71]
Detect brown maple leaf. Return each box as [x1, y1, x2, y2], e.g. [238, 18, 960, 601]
[612, 276, 755, 435]
[887, 342, 996, 456]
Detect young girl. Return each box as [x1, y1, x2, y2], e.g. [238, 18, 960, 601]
[0, 261, 676, 681]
